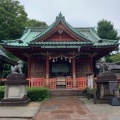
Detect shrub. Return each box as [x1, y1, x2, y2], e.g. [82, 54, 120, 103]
[83, 87, 94, 100]
[0, 86, 4, 100]
[27, 87, 50, 101]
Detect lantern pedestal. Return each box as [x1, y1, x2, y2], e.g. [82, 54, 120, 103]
[0, 73, 30, 106]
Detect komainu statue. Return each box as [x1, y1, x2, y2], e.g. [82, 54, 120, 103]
[11, 60, 23, 74]
[99, 58, 110, 73]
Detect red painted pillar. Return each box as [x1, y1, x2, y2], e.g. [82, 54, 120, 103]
[46, 57, 49, 86]
[28, 59, 31, 78]
[72, 58, 76, 88]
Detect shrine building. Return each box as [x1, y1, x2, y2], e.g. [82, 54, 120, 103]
[2, 13, 119, 89]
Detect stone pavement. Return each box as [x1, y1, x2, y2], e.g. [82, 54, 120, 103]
[33, 96, 98, 120]
[0, 102, 41, 120]
[1, 96, 120, 120]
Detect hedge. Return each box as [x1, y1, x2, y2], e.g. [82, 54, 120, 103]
[0, 86, 4, 100]
[0, 86, 50, 101]
[27, 87, 50, 101]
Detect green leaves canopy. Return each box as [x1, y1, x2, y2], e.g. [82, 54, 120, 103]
[97, 19, 120, 63]
[0, 0, 28, 41]
[97, 19, 119, 40]
[27, 19, 48, 28]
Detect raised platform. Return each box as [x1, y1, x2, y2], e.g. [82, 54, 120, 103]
[50, 89, 84, 96]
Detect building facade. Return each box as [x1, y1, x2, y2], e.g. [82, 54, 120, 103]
[2, 13, 119, 88]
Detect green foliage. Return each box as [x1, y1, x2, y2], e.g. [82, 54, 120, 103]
[0, 0, 48, 78]
[0, 86, 4, 100]
[97, 19, 119, 60]
[2, 64, 10, 78]
[27, 87, 50, 101]
[97, 19, 119, 40]
[0, 0, 28, 42]
[106, 53, 120, 63]
[22, 62, 28, 77]
[83, 87, 93, 100]
[27, 19, 48, 28]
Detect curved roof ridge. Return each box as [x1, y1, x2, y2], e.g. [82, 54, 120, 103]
[61, 18, 90, 41]
[75, 27, 95, 29]
[32, 21, 56, 41]
[89, 28, 101, 41]
[20, 29, 31, 41]
[102, 39, 119, 43]
[31, 13, 92, 42]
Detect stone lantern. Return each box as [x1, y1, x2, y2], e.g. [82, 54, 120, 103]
[0, 60, 30, 106]
[95, 58, 120, 104]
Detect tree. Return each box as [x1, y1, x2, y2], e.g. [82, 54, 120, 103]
[97, 19, 120, 63]
[27, 19, 48, 28]
[0, 0, 28, 41]
[107, 53, 120, 63]
[97, 19, 119, 40]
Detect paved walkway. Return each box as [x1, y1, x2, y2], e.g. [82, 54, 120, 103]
[1, 96, 120, 120]
[33, 96, 98, 120]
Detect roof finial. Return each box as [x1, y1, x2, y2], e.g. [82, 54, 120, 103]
[59, 12, 62, 17]
[56, 12, 65, 21]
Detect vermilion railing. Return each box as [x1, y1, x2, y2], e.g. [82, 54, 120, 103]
[49, 78, 56, 89]
[77, 77, 87, 90]
[2, 78, 7, 81]
[27, 78, 45, 87]
[26, 77, 87, 90]
[66, 77, 73, 89]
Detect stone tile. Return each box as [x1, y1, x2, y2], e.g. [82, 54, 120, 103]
[70, 114, 91, 120]
[42, 106, 58, 111]
[51, 113, 71, 119]
[35, 112, 51, 120]
[51, 110, 74, 113]
[75, 110, 87, 115]
[33, 96, 98, 120]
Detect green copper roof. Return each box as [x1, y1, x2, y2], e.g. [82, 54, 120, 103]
[31, 13, 89, 42]
[29, 41, 93, 48]
[2, 13, 119, 48]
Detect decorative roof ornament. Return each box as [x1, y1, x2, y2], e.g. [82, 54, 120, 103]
[56, 12, 65, 21]
[58, 26, 63, 34]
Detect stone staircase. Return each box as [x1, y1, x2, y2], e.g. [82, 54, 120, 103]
[50, 89, 84, 96]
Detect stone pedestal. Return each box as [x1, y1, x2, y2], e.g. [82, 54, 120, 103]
[0, 73, 30, 106]
[95, 72, 120, 103]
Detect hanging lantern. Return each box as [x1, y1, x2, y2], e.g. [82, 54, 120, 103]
[56, 57, 57, 61]
[53, 58, 55, 62]
[69, 58, 71, 63]
[61, 56, 63, 60]
[65, 57, 67, 61]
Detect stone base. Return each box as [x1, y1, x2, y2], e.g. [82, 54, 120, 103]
[0, 96, 30, 106]
[110, 97, 120, 106]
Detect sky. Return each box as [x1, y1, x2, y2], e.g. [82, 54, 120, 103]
[18, 0, 120, 35]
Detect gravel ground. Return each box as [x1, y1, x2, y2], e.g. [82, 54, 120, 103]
[79, 97, 120, 120]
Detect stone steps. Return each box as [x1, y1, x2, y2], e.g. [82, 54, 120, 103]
[50, 89, 84, 96]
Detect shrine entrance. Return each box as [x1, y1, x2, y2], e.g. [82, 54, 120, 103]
[49, 59, 72, 88]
